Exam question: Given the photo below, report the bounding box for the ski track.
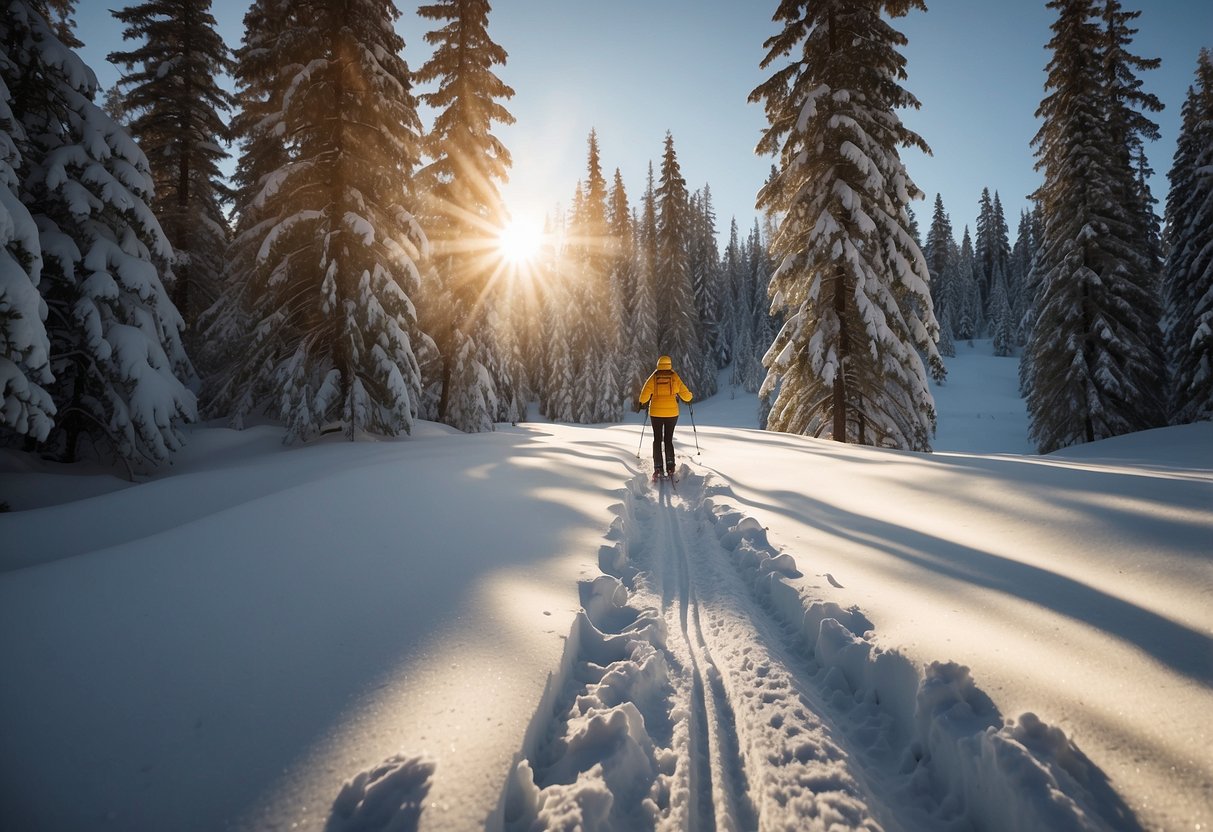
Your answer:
[494,464,1135,832]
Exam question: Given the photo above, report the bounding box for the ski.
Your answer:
[651,471,678,491]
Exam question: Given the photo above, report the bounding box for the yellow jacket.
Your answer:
[639,365,692,417]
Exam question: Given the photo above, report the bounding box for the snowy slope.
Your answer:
[1,341,1210,832]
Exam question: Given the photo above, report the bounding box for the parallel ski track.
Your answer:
[510,465,1118,832]
[653,478,758,832]
[650,472,894,832]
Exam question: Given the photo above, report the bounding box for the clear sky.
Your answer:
[75,0,1212,242]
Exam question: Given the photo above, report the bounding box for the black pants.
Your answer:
[651,415,678,473]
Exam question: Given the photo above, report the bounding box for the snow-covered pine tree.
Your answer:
[628,164,659,392]
[990,263,1015,357]
[974,187,1012,332]
[607,167,634,412]
[108,0,234,354]
[214,0,428,442]
[973,187,995,327]
[542,276,575,422]
[1025,0,1166,453]
[0,66,54,442]
[200,0,293,415]
[1009,209,1036,346]
[688,184,724,370]
[415,0,514,432]
[746,219,775,394]
[721,218,744,381]
[655,132,711,396]
[3,0,196,466]
[37,0,78,47]
[751,0,943,450]
[1099,0,1164,284]
[953,226,980,341]
[1163,48,1213,424]
[568,130,617,422]
[726,219,762,395]
[991,192,1013,327]
[1018,207,1047,396]
[481,300,526,423]
[445,328,495,433]
[924,193,956,357]
[536,208,574,418]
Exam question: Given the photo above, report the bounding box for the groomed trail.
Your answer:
[502,463,1131,832]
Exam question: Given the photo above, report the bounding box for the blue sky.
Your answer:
[76,0,1212,242]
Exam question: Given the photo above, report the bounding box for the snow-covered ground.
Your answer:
[1,341,1210,831]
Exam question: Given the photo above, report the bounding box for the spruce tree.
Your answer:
[0,67,54,442]
[990,263,1015,357]
[689,184,724,371]
[721,217,743,376]
[751,0,942,449]
[3,0,196,465]
[36,0,78,47]
[607,167,636,410]
[415,0,514,431]
[727,219,760,392]
[200,0,293,413]
[1163,49,1213,424]
[1009,209,1036,345]
[1100,0,1164,282]
[974,187,995,325]
[213,0,429,442]
[974,187,1012,331]
[654,132,707,394]
[108,0,234,354]
[630,164,659,385]
[747,219,776,394]
[924,193,956,356]
[1025,0,1166,452]
[953,226,980,340]
[574,130,617,421]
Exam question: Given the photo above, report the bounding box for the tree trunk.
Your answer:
[833,268,848,443]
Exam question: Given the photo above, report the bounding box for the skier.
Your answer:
[638,355,693,479]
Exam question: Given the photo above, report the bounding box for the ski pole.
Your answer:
[636,405,649,459]
[688,403,700,455]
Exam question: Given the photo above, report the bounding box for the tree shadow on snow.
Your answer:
[742,486,1212,687]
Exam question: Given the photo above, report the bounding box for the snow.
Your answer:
[1,341,1210,832]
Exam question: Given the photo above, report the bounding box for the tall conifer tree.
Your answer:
[924,193,956,356]
[1025,0,1166,452]
[0,65,54,442]
[689,184,724,373]
[415,0,514,430]
[2,0,196,465]
[109,0,235,352]
[568,130,616,422]
[212,0,429,442]
[607,167,638,408]
[630,164,660,392]
[752,0,942,450]
[1163,49,1213,424]
[654,132,706,393]
[1100,0,1164,282]
[199,0,291,409]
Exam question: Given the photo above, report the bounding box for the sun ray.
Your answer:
[496,216,543,265]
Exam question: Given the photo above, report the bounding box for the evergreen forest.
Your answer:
[1,0,1209,471]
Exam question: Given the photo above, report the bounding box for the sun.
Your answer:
[496,216,544,265]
